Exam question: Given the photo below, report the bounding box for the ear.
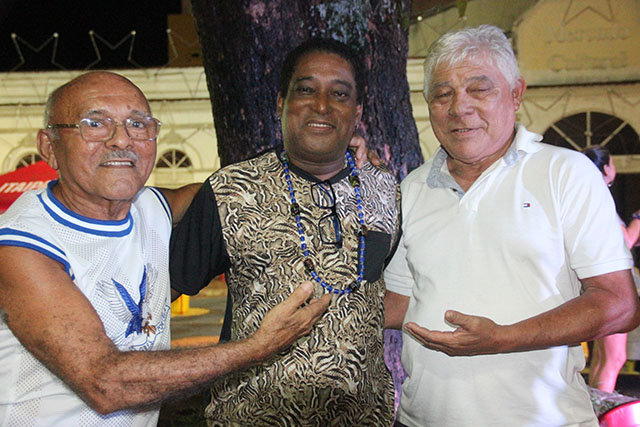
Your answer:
[37,129,59,170]
[276,94,284,119]
[512,78,526,110]
[603,163,614,182]
[355,103,363,123]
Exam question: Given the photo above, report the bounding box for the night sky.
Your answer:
[0,0,181,71]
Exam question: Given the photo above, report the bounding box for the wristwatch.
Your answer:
[633,212,640,221]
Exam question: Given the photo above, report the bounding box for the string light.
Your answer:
[6,27,200,72]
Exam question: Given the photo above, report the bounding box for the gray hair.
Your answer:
[423,25,520,99]
[43,84,66,135]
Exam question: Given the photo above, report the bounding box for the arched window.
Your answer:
[155,149,192,169]
[16,152,42,169]
[542,112,640,155]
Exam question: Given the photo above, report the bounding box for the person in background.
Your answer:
[583,145,640,249]
[384,25,640,426]
[0,71,330,426]
[584,144,640,392]
[170,38,400,425]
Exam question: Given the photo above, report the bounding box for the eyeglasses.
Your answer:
[311,180,342,247]
[47,114,161,143]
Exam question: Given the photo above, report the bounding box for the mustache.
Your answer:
[101,150,138,163]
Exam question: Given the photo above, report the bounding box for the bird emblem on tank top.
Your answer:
[97,264,162,348]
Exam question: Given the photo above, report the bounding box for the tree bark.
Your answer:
[190,0,423,180]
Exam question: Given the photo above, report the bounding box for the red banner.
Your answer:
[0,161,58,213]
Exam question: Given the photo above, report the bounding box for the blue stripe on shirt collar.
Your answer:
[38,180,134,237]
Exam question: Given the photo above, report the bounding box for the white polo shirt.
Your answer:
[385,124,632,426]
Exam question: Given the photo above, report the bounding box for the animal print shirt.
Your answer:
[170,150,400,426]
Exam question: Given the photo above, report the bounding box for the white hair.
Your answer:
[43,87,61,128]
[423,25,521,99]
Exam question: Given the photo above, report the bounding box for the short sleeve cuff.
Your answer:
[384,271,414,297]
[574,258,633,280]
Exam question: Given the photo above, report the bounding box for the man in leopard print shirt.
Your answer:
[170,38,400,425]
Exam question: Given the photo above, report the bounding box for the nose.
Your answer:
[448,92,473,117]
[106,123,133,149]
[312,92,330,114]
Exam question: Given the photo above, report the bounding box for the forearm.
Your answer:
[1,248,327,416]
[625,218,640,248]
[76,337,267,414]
[72,281,328,414]
[499,274,640,353]
[384,290,409,329]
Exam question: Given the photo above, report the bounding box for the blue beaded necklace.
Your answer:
[281,150,366,295]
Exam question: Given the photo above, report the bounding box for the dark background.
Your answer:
[0,0,182,71]
[0,0,459,72]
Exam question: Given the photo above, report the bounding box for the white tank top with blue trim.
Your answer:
[0,181,172,426]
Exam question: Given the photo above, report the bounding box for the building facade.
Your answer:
[0,0,638,214]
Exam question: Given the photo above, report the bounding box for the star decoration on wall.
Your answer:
[3,27,204,72]
[606,89,640,117]
[165,28,201,67]
[411,17,466,57]
[9,32,66,71]
[85,30,141,70]
[520,90,571,128]
[562,0,614,26]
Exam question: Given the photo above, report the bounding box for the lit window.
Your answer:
[543,112,640,155]
[16,153,42,169]
[155,150,192,169]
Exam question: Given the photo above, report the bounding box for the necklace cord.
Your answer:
[281,150,366,295]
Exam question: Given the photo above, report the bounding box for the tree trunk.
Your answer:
[190,0,423,180]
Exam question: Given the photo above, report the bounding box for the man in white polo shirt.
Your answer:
[384,25,640,426]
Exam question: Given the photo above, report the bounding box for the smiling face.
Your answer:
[277,50,362,176]
[427,56,525,167]
[37,72,157,218]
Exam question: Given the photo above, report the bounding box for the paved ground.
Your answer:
[618,373,640,398]
[169,279,227,345]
